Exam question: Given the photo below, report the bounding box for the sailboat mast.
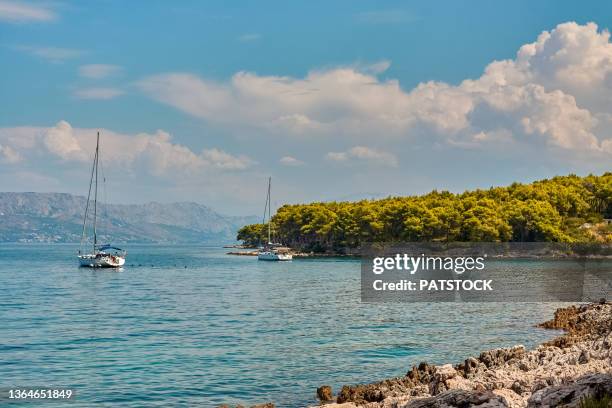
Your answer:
[267,177,271,244]
[93,132,99,251]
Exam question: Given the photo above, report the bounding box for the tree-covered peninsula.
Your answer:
[237,173,611,252]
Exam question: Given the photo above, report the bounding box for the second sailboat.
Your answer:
[258,177,292,261]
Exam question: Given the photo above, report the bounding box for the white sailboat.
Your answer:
[77,132,126,268]
[258,177,292,261]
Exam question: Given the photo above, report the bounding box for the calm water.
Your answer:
[0,244,566,407]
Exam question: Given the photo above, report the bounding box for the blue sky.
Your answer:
[0,1,611,214]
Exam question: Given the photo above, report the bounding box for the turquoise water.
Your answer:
[0,244,564,407]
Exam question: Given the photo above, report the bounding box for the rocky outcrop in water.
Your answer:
[314,302,612,408]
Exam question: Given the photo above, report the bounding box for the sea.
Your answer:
[0,244,569,407]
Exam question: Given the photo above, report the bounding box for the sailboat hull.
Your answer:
[78,254,125,268]
[257,251,293,261]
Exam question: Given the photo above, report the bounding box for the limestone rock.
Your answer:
[527,373,612,408]
[403,389,509,408]
[317,385,333,402]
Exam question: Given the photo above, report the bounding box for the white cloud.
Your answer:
[0,143,21,163]
[15,45,83,62]
[202,148,254,170]
[279,156,304,166]
[137,69,410,135]
[364,60,391,74]
[73,87,124,100]
[0,121,255,177]
[326,152,347,161]
[0,1,56,23]
[79,64,122,79]
[326,146,398,167]
[137,22,612,160]
[43,120,86,161]
[238,33,261,42]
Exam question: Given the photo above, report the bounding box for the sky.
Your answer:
[0,0,611,215]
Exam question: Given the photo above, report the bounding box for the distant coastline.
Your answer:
[0,192,257,244]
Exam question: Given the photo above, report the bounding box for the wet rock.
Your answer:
[539,305,580,331]
[478,345,526,368]
[250,404,274,408]
[336,386,352,404]
[406,362,437,386]
[336,384,384,404]
[407,365,421,382]
[317,385,333,402]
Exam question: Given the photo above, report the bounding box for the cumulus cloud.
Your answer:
[326,146,398,167]
[0,121,255,176]
[0,1,56,23]
[73,87,124,100]
[201,148,254,170]
[279,156,304,166]
[138,22,612,159]
[0,143,21,163]
[43,120,86,161]
[137,69,410,135]
[78,64,122,79]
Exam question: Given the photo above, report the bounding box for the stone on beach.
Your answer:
[317,385,333,401]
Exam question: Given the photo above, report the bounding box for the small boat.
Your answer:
[257,249,293,261]
[258,177,292,261]
[77,132,127,268]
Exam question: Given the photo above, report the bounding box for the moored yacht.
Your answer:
[257,177,293,261]
[257,248,293,261]
[77,132,127,268]
[79,245,126,268]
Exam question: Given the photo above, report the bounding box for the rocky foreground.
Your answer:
[312,301,612,408]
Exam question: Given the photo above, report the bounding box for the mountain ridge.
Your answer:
[0,192,257,243]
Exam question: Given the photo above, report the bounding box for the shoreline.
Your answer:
[226,248,611,260]
[312,301,612,408]
[220,302,611,408]
[226,250,359,258]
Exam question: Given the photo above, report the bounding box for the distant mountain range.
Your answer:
[0,192,258,243]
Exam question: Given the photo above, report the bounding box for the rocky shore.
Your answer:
[312,301,612,408]
[226,249,358,258]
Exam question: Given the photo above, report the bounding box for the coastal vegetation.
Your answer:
[237,173,612,252]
